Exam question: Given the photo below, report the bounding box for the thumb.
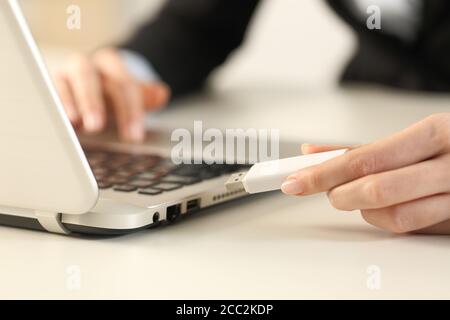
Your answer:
[141,82,170,110]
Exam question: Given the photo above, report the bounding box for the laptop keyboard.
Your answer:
[84,148,249,196]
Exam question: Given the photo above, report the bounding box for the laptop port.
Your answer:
[153,212,160,223]
[186,199,201,212]
[166,204,181,222]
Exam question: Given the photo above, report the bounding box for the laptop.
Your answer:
[0,0,295,235]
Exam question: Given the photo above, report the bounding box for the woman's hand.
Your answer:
[281,113,450,235]
[54,48,170,142]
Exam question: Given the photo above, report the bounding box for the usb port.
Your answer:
[166,204,181,222]
[186,199,201,212]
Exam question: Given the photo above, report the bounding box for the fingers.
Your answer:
[283,115,450,196]
[327,153,450,211]
[102,76,145,142]
[301,143,354,155]
[92,49,146,142]
[142,83,170,110]
[65,54,106,132]
[53,73,80,125]
[55,48,171,142]
[361,193,450,234]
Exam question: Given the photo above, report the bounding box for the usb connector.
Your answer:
[225,172,248,192]
[225,149,347,194]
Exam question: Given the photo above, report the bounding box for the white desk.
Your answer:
[1,76,450,299]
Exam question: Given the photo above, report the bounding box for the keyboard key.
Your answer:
[128,179,153,188]
[130,154,163,163]
[151,182,183,191]
[114,185,138,192]
[114,170,136,179]
[131,163,156,172]
[93,169,109,180]
[98,182,112,189]
[88,158,106,168]
[172,165,204,177]
[106,176,130,185]
[132,157,160,168]
[93,167,108,175]
[138,188,162,196]
[86,152,108,164]
[136,172,160,180]
[161,175,201,185]
[154,160,179,173]
[105,159,132,169]
[85,151,106,158]
[199,168,222,179]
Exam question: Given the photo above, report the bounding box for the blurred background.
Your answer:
[20,0,450,145]
[21,0,164,49]
[20,0,354,89]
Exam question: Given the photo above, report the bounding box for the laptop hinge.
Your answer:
[35,211,70,235]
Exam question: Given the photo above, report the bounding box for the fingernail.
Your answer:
[301,144,311,154]
[155,86,168,105]
[84,114,101,132]
[129,121,144,142]
[281,179,304,195]
[66,108,77,123]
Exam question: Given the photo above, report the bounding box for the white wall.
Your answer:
[215,1,355,88]
[20,0,165,49]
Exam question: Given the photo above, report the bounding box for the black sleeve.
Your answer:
[122,0,261,97]
[326,0,450,92]
[420,0,450,88]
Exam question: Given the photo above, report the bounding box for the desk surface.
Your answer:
[1,190,450,300]
[1,83,450,299]
[2,46,450,299]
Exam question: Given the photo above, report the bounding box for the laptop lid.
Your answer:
[0,0,98,215]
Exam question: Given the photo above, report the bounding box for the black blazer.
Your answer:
[123,0,450,97]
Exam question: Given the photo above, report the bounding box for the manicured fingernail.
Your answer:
[129,121,144,142]
[281,179,304,195]
[84,114,101,132]
[301,144,310,154]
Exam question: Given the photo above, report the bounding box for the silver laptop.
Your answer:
[0,0,296,236]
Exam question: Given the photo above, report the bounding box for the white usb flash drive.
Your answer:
[225,149,347,194]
